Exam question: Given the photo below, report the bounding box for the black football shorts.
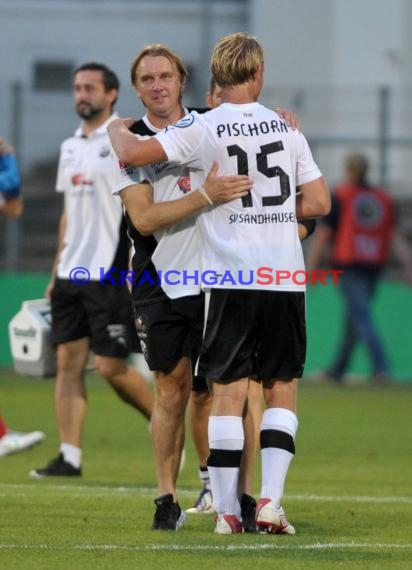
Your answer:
[51,278,133,358]
[198,289,306,382]
[133,293,205,373]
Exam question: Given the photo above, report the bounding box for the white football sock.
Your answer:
[208,416,243,516]
[60,443,82,469]
[260,408,298,508]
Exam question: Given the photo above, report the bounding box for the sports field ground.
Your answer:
[0,369,411,569]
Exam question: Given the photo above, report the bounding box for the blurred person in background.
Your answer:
[29,62,153,478]
[307,152,412,385]
[0,137,45,457]
[0,136,23,218]
[0,414,44,457]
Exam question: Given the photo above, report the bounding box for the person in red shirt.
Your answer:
[308,153,412,384]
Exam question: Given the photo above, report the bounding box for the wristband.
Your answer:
[300,218,317,238]
[198,186,213,206]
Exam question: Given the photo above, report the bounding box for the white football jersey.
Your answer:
[156,103,322,291]
[56,114,125,281]
[112,113,201,299]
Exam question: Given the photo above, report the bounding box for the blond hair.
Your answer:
[130,44,188,86]
[211,32,264,88]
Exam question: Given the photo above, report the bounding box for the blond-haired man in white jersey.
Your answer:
[108,33,330,535]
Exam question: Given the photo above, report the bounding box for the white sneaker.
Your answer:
[256,498,296,535]
[186,487,214,514]
[215,513,243,534]
[0,430,45,458]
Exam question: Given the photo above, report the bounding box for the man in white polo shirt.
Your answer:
[30,62,153,478]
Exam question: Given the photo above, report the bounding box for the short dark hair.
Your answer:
[74,62,120,93]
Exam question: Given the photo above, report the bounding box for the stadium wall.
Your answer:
[1,0,412,188]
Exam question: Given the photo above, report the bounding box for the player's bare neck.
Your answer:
[220,84,258,105]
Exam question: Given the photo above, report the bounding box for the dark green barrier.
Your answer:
[1,273,411,382]
[306,280,412,382]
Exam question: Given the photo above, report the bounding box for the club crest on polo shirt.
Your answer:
[99,145,111,158]
[177,175,191,194]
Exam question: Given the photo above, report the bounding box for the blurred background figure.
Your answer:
[29,63,153,479]
[0,137,23,219]
[0,414,44,457]
[1,137,45,457]
[307,152,412,385]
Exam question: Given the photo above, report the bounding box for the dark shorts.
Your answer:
[133,294,204,373]
[192,375,209,392]
[198,289,306,382]
[51,278,133,359]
